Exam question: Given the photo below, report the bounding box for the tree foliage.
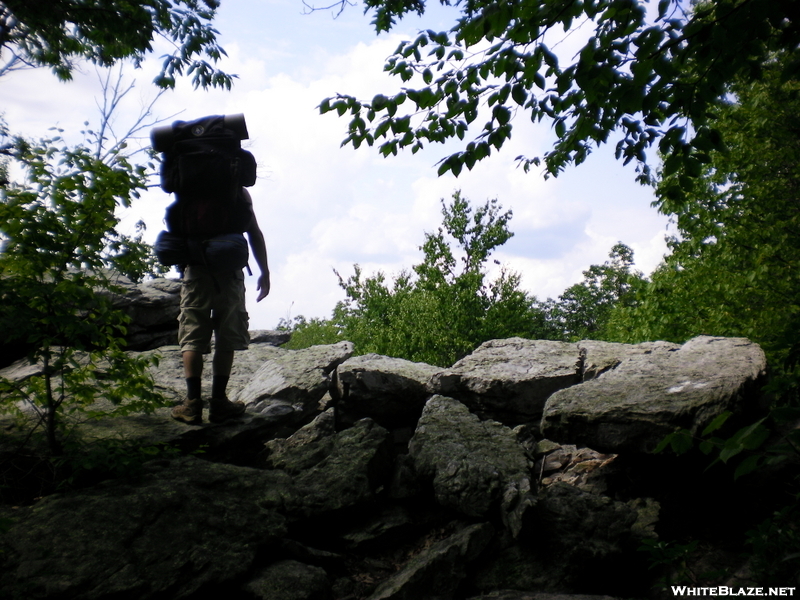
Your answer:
[0,124,167,455]
[286,192,551,366]
[606,59,800,362]
[545,242,645,341]
[0,0,232,88]
[321,0,798,189]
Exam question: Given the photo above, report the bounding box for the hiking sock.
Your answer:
[186,376,202,400]
[212,375,230,399]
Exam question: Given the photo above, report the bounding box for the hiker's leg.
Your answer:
[208,348,245,422]
[183,350,204,379]
[212,349,234,377]
[173,266,214,424]
[173,350,204,425]
[211,350,234,399]
[178,266,214,399]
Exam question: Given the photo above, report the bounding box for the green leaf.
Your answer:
[702,411,732,436]
[555,119,566,138]
[733,454,761,480]
[669,429,693,454]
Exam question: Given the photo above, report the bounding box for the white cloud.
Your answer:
[2,13,671,331]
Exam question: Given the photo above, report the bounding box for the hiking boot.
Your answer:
[171,397,203,425]
[208,397,246,423]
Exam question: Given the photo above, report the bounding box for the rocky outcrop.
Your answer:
[429,338,581,426]
[1,457,289,599]
[104,274,182,350]
[369,522,495,600]
[334,354,440,428]
[236,341,354,421]
[0,334,771,599]
[409,395,535,537]
[540,336,767,452]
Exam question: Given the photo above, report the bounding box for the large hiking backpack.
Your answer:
[151,114,256,269]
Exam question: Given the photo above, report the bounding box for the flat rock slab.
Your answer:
[136,343,287,404]
[540,336,767,453]
[578,340,680,380]
[0,456,287,600]
[429,338,581,426]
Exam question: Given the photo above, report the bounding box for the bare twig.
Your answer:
[301,0,355,18]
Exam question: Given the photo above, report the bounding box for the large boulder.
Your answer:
[104,274,182,351]
[428,338,581,426]
[531,482,646,591]
[263,416,394,519]
[409,395,536,536]
[334,354,441,428]
[540,336,767,453]
[235,342,354,419]
[0,456,287,600]
[578,339,680,380]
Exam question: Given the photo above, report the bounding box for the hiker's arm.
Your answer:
[246,215,270,302]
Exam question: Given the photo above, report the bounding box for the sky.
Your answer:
[1,0,673,330]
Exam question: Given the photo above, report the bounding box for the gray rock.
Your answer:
[73,407,305,465]
[532,482,642,588]
[263,409,338,473]
[105,274,182,351]
[0,456,287,600]
[139,343,288,403]
[409,395,536,536]
[236,342,354,419]
[250,329,293,346]
[335,353,441,428]
[270,418,394,519]
[243,560,331,600]
[368,522,495,600]
[428,338,581,426]
[578,339,680,380]
[540,336,767,452]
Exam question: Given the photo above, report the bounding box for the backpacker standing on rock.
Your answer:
[151,114,270,425]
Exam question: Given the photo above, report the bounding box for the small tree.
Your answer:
[546,243,646,341]
[0,124,165,455]
[332,191,550,366]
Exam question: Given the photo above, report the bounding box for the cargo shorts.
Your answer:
[178,265,250,354]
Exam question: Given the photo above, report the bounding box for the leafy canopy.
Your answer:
[0,0,232,88]
[321,0,799,190]
[606,59,800,358]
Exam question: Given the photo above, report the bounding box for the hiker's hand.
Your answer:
[256,273,270,302]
